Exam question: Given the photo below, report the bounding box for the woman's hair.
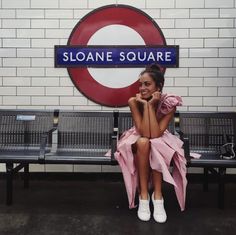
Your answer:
[140,64,165,92]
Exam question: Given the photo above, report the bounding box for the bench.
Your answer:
[0,109,177,205]
[1,109,235,209]
[0,109,118,205]
[176,112,236,209]
[0,109,59,204]
[40,111,118,165]
[118,111,236,209]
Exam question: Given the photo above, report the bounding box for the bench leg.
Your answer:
[203,167,209,192]
[6,163,13,205]
[218,167,226,210]
[24,164,29,189]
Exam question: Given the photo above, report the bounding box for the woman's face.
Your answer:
[139,72,158,100]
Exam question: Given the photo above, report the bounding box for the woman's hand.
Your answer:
[136,93,148,104]
[148,91,161,107]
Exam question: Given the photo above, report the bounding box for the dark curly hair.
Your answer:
[140,64,165,92]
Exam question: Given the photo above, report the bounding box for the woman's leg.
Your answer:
[135,137,150,200]
[152,170,167,223]
[152,170,162,199]
[135,137,151,221]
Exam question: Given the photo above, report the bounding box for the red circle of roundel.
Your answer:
[67,4,166,107]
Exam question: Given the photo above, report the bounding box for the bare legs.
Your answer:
[135,137,162,200]
[152,171,162,200]
[136,137,166,222]
[136,137,150,200]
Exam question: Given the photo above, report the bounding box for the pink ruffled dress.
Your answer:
[114,93,187,211]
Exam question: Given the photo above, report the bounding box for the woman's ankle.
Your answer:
[140,192,149,200]
[153,192,162,200]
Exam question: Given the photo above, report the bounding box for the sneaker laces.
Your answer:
[154,200,165,214]
[139,199,150,213]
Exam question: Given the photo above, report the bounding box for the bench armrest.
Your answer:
[182,136,190,160]
[175,129,190,160]
[174,112,190,161]
[110,135,118,164]
[39,132,50,163]
[39,127,57,163]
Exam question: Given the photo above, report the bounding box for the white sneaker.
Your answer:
[152,193,167,223]
[137,195,151,221]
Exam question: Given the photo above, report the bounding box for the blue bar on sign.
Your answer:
[54,46,179,68]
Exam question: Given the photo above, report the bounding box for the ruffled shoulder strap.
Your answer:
[158,93,183,115]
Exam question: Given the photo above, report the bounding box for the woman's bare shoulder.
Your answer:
[128,96,137,105]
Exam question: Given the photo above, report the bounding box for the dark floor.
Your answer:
[0,174,236,235]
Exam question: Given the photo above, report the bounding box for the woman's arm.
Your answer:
[148,91,176,138]
[128,96,150,138]
[149,105,175,138]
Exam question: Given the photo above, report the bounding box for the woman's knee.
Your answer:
[136,137,150,151]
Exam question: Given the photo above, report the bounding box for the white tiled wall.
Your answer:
[0,0,236,172]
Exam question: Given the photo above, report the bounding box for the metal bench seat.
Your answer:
[44,153,112,164]
[0,109,56,205]
[0,150,50,163]
[39,111,117,165]
[189,152,236,167]
[178,111,236,208]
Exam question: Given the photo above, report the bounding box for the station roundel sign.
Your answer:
[67,4,166,107]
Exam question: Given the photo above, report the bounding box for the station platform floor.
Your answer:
[0,173,236,235]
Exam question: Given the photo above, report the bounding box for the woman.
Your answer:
[115,64,187,223]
